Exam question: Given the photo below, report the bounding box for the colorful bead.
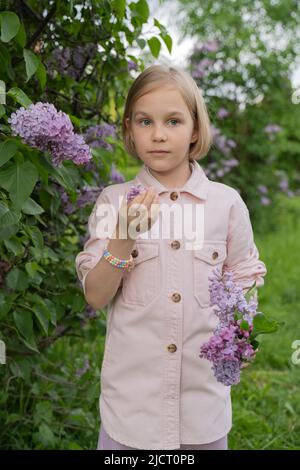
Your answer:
[102,248,134,271]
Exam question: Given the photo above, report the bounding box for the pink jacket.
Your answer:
[75,159,267,449]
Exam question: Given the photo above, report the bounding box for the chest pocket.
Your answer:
[122,240,160,306]
[193,243,227,308]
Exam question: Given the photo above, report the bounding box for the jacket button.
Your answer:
[172,293,181,302]
[212,251,219,260]
[170,191,178,201]
[131,249,139,258]
[167,344,177,353]
[171,240,180,249]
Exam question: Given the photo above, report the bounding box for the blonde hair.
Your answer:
[122,64,213,162]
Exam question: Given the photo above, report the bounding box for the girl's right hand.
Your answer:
[117,187,160,240]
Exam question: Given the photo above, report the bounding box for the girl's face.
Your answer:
[125,84,198,185]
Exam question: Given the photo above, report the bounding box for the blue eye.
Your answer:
[140,119,151,126]
[139,118,180,126]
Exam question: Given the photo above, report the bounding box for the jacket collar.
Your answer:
[133,159,209,200]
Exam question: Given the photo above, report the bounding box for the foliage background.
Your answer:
[0,0,300,449]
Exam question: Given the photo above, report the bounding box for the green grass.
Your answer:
[229,198,300,449]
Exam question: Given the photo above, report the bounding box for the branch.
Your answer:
[26,3,57,49]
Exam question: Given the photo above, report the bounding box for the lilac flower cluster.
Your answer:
[110,163,125,184]
[211,125,237,157]
[128,60,138,71]
[194,40,219,54]
[199,270,258,386]
[49,178,103,215]
[126,183,147,203]
[47,44,96,81]
[84,123,117,151]
[192,58,214,79]
[8,102,92,166]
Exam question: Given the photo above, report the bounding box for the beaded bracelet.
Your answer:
[102,247,135,272]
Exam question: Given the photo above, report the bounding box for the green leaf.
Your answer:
[4,236,24,256]
[0,160,38,211]
[0,291,16,319]
[153,18,167,35]
[23,49,39,82]
[7,267,29,291]
[134,0,150,22]
[0,223,19,240]
[0,139,18,167]
[21,197,44,215]
[0,43,14,80]
[240,320,250,330]
[147,37,161,58]
[244,281,257,302]
[23,303,48,335]
[51,164,75,191]
[7,87,32,107]
[36,423,56,447]
[112,0,126,18]
[14,22,26,48]
[0,103,5,117]
[36,61,47,89]
[252,313,281,337]
[0,202,20,229]
[24,225,44,250]
[13,309,36,348]
[0,12,20,43]
[161,34,172,54]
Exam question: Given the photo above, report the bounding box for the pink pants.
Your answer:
[97,422,228,450]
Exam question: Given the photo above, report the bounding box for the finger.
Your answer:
[140,187,157,208]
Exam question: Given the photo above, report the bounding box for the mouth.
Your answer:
[149,151,170,155]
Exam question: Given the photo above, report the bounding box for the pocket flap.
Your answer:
[193,243,227,265]
[131,241,159,265]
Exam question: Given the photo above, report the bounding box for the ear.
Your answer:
[125,117,133,139]
[191,130,198,143]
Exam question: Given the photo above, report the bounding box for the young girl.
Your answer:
[75,64,267,450]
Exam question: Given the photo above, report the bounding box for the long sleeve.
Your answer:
[75,187,117,296]
[223,192,267,299]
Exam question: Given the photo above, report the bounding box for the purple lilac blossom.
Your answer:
[263,124,282,134]
[128,60,138,71]
[195,40,219,53]
[8,102,92,166]
[126,183,147,203]
[76,185,104,209]
[84,123,117,151]
[192,58,213,79]
[47,44,95,80]
[217,108,229,119]
[260,196,271,206]
[110,163,125,183]
[258,185,268,194]
[84,305,97,319]
[199,270,257,386]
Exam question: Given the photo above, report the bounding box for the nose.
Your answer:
[152,124,167,141]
